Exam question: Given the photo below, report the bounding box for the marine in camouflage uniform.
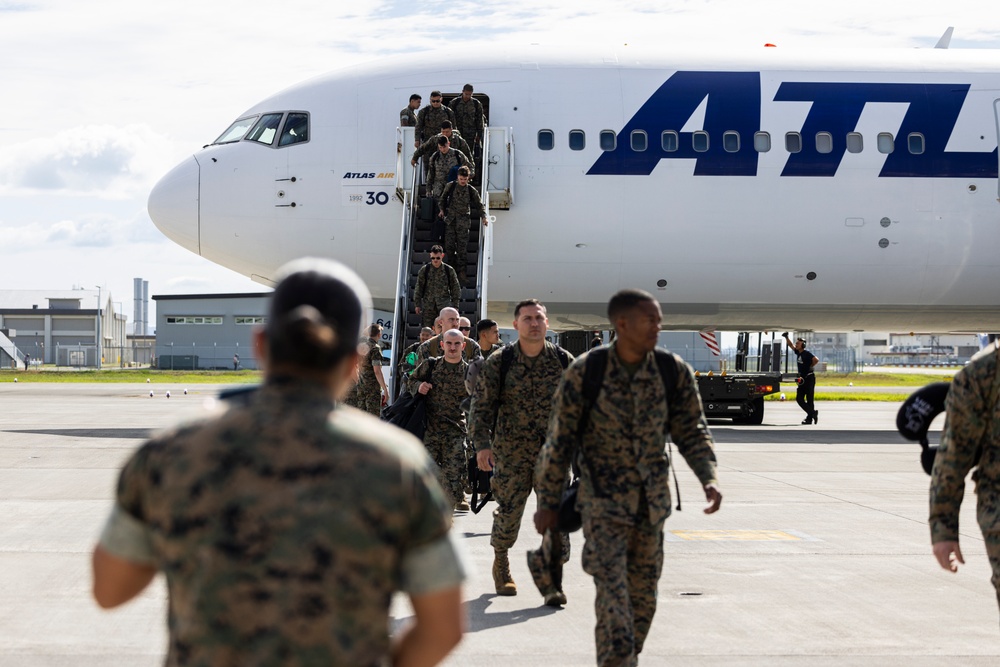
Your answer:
[400,107,417,127]
[536,337,719,666]
[415,332,482,368]
[449,85,485,146]
[470,337,573,597]
[408,341,470,508]
[96,380,464,666]
[427,143,471,199]
[413,126,473,164]
[413,250,461,329]
[439,167,486,286]
[930,341,1000,615]
[414,92,455,145]
[346,336,385,416]
[397,328,434,382]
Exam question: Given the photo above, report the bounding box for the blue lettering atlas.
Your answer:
[587,71,999,179]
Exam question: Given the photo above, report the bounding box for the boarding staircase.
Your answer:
[0,330,26,369]
[388,126,512,396]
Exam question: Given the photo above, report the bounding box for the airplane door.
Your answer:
[484,127,513,209]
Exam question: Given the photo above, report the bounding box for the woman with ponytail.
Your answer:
[92,258,465,666]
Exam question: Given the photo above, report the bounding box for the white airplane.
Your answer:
[148,41,1000,334]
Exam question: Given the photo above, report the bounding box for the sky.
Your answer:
[1,1,999,329]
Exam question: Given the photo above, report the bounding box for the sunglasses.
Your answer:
[430,256,443,261]
[459,326,471,331]
[431,99,442,104]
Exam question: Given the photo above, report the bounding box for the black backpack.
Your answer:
[382,358,436,439]
[557,346,682,532]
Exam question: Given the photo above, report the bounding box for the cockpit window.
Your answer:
[246,113,284,145]
[213,116,257,144]
[279,113,309,146]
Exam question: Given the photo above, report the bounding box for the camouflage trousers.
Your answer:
[354,385,382,417]
[419,300,451,329]
[424,431,467,506]
[444,217,471,284]
[985,527,1000,620]
[347,385,381,417]
[581,507,664,667]
[491,454,570,559]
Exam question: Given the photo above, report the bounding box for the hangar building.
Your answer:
[0,289,127,368]
[153,293,270,370]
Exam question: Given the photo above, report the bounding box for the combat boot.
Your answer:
[492,550,517,596]
[543,589,567,607]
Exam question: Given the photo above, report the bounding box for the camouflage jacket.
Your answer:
[535,342,718,525]
[357,337,384,391]
[413,262,461,306]
[415,104,456,143]
[400,105,417,127]
[930,342,1000,542]
[427,149,471,199]
[413,131,473,163]
[469,341,573,457]
[415,333,482,368]
[440,181,485,222]
[408,357,469,434]
[448,96,484,142]
[481,342,504,359]
[109,380,456,666]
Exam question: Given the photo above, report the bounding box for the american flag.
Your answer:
[699,328,721,356]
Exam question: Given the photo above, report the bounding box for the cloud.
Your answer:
[0,205,165,250]
[0,124,175,198]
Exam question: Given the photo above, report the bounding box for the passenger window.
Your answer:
[214,116,257,144]
[692,131,709,152]
[846,132,863,153]
[569,130,586,151]
[246,113,284,146]
[599,130,616,151]
[723,131,740,153]
[630,130,647,152]
[278,113,309,147]
[907,133,925,155]
[538,130,555,151]
[815,132,833,154]
[661,131,679,152]
[785,132,802,153]
[754,131,771,152]
[877,132,895,154]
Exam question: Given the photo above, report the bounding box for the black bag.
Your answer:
[467,456,493,513]
[419,196,436,222]
[556,478,581,533]
[382,391,428,440]
[896,382,949,474]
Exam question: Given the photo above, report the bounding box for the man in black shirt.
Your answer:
[783,333,819,424]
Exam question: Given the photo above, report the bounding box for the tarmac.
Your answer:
[1,382,997,666]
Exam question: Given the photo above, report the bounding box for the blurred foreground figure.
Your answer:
[92,257,465,666]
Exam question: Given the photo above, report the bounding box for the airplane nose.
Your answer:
[148,156,200,254]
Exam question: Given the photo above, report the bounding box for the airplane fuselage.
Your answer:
[148,45,1000,331]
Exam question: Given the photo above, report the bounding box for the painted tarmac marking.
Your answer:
[669,529,806,541]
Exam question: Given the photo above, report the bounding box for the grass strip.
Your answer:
[0,369,261,384]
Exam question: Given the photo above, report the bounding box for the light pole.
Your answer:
[95,286,102,370]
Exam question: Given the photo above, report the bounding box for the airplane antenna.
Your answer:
[934,27,954,49]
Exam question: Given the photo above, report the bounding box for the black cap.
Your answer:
[266,258,372,359]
